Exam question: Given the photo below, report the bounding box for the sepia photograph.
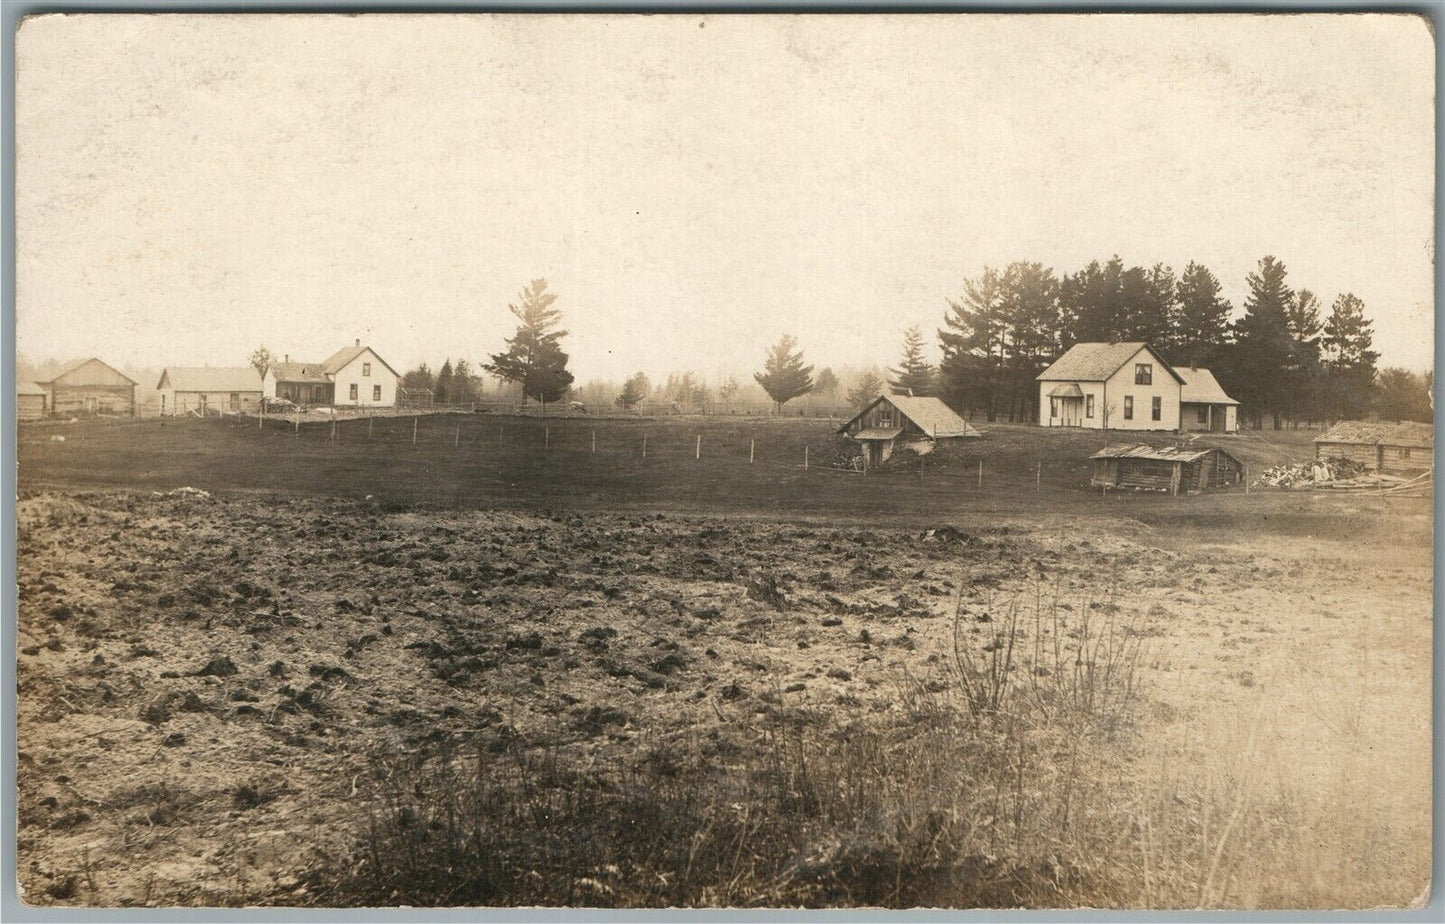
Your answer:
[10,11,1436,911]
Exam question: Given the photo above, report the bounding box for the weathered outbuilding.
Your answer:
[37,358,136,417]
[17,381,46,421]
[1090,444,1244,495]
[156,367,263,416]
[1315,421,1433,475]
[838,394,980,470]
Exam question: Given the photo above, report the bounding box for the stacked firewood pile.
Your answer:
[1253,458,1364,488]
[1252,457,1432,494]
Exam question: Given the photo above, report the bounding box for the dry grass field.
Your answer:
[15,415,1432,908]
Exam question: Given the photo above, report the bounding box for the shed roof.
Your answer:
[1091,443,1241,465]
[267,361,332,384]
[1177,367,1238,405]
[1047,383,1084,398]
[838,394,980,439]
[38,357,138,386]
[157,366,263,393]
[1037,341,1184,384]
[18,381,45,396]
[1315,420,1433,449]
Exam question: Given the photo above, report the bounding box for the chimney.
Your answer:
[284,354,289,364]
[355,338,361,348]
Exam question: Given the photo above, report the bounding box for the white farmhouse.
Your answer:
[1037,342,1186,431]
[262,340,399,408]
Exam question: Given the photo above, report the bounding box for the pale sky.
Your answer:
[16,13,1436,382]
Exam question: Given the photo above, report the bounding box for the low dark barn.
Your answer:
[1090,444,1244,495]
[37,358,137,417]
[1315,421,1433,475]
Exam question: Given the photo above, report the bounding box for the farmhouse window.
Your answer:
[1123,396,1134,420]
[363,363,371,376]
[1135,363,1152,385]
[1050,398,1058,418]
[1402,447,1412,460]
[1152,396,1162,421]
[1086,395,1094,418]
[1197,405,1208,423]
[373,385,382,401]
[349,383,358,400]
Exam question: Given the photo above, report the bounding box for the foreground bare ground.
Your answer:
[15,483,1430,908]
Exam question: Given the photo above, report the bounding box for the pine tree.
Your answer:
[998,261,1061,421]
[1173,261,1232,367]
[1283,289,1325,424]
[1059,256,1125,344]
[753,335,814,413]
[1322,293,1379,420]
[615,372,649,411]
[1223,256,1295,428]
[483,279,575,407]
[435,359,454,405]
[939,266,1008,419]
[846,371,885,408]
[813,367,840,398]
[888,326,937,396]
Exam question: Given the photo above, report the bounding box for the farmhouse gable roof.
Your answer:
[1037,342,1184,385]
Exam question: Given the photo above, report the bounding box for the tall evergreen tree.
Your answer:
[1058,256,1125,344]
[814,367,840,398]
[753,335,815,414]
[1283,289,1325,423]
[939,266,1008,419]
[1321,293,1379,420]
[401,362,435,392]
[888,325,937,396]
[1173,261,1232,367]
[846,371,885,408]
[615,372,649,411]
[484,279,576,406]
[1222,256,1296,428]
[998,261,1061,421]
[435,359,455,405]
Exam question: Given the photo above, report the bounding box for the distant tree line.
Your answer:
[933,255,1395,428]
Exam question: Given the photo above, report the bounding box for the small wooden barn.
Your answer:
[1090,444,1244,495]
[37,358,137,417]
[155,366,263,416]
[17,381,46,421]
[838,394,980,471]
[1315,421,1433,475]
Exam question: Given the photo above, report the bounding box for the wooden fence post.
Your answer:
[369,415,374,440]
[592,430,596,453]
[455,424,460,448]
[750,439,755,464]
[1036,461,1041,491]
[804,445,809,471]
[412,418,417,446]
[545,426,550,451]
[977,459,982,488]
[642,434,647,459]
[696,434,701,460]
[331,419,337,444]
[294,417,299,437]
